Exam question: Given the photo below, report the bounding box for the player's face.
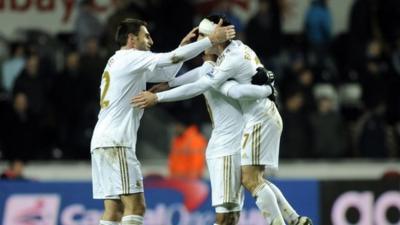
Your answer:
[198,32,217,55]
[135,26,153,51]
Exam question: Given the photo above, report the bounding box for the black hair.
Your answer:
[115,18,147,47]
[205,14,232,27]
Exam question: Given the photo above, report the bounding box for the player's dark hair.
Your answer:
[206,14,232,27]
[115,18,147,47]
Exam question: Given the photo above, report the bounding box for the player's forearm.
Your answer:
[157,76,211,102]
[147,63,183,82]
[169,61,214,87]
[220,81,272,100]
[168,67,202,87]
[230,84,272,100]
[157,38,212,67]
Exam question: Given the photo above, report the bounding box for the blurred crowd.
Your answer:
[0,0,399,161]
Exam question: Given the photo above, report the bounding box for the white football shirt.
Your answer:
[90,38,213,151]
[207,40,274,124]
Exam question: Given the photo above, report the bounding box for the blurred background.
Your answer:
[0,0,399,225]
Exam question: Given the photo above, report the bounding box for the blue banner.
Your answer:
[0,179,319,225]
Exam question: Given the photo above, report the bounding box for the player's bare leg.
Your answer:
[215,212,240,225]
[101,199,123,225]
[241,165,286,225]
[120,193,146,225]
[215,209,240,225]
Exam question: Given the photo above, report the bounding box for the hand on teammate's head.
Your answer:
[208,22,235,45]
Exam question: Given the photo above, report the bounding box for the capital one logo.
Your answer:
[3,194,60,225]
[331,191,400,225]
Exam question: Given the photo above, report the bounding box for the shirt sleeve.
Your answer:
[219,80,272,100]
[127,38,212,74]
[168,67,201,87]
[145,63,183,83]
[168,61,215,87]
[156,75,213,102]
[205,54,242,88]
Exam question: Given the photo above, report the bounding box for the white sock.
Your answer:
[121,215,143,225]
[266,180,299,224]
[253,183,286,225]
[100,220,119,225]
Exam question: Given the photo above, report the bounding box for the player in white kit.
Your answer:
[90,18,236,225]
[150,53,273,224]
[132,15,312,225]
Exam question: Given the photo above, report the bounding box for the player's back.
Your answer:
[218,40,275,124]
[90,49,148,151]
[203,87,244,159]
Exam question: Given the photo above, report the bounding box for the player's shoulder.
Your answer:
[116,49,153,60]
[220,41,246,65]
[226,40,244,56]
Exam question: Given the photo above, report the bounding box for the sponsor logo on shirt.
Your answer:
[206,68,215,78]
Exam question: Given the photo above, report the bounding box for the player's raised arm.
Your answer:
[115,18,235,79]
[154,20,235,67]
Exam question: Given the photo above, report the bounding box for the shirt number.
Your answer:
[100,71,110,109]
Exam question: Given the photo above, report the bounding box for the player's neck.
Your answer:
[216,45,227,55]
[120,41,135,50]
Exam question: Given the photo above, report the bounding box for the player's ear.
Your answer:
[128,33,135,40]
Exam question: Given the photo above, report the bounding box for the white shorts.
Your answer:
[207,153,244,213]
[241,106,283,168]
[91,147,144,199]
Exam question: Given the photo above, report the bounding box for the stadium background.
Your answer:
[0,0,399,224]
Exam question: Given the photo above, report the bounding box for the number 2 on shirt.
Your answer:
[100,71,110,109]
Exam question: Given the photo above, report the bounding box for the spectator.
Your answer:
[298,68,316,112]
[52,51,85,158]
[13,54,48,117]
[360,39,389,110]
[304,0,332,67]
[246,0,282,65]
[79,38,105,106]
[280,89,312,158]
[168,123,207,179]
[1,42,25,95]
[310,93,347,158]
[0,159,27,180]
[79,38,107,151]
[355,103,389,158]
[347,0,377,70]
[1,92,40,160]
[74,0,103,53]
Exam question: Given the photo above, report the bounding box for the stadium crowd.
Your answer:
[0,0,399,160]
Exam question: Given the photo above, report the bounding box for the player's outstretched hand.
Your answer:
[132,91,158,108]
[208,19,235,45]
[148,82,170,93]
[180,27,199,46]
